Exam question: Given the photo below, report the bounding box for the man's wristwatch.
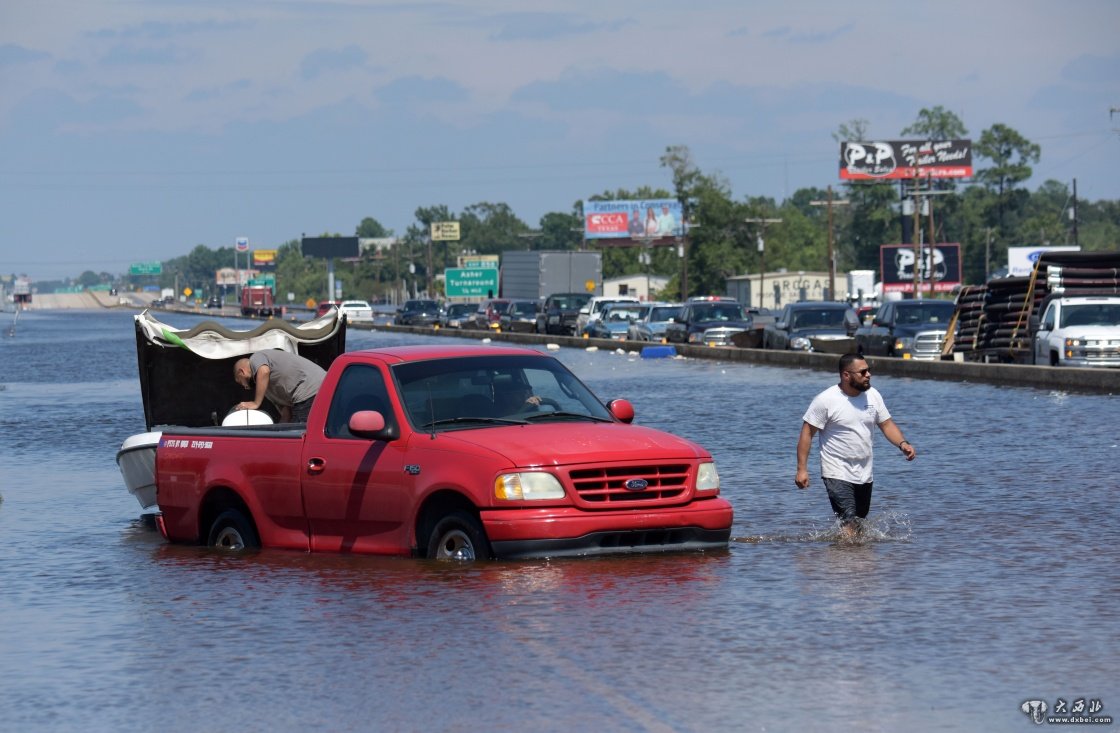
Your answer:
[899,440,911,449]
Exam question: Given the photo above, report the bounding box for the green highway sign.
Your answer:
[445,267,499,298]
[130,261,162,275]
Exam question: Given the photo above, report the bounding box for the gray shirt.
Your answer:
[249,350,326,408]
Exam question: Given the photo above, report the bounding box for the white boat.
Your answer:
[116,309,347,512]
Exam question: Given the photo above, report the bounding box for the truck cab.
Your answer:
[1032,296,1120,367]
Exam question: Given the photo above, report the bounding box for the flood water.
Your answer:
[1,309,1117,732]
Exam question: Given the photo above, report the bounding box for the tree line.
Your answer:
[77,108,1118,304]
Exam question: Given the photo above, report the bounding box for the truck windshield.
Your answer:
[895,302,955,325]
[1060,303,1120,328]
[393,354,614,430]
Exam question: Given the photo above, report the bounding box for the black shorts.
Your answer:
[823,478,873,521]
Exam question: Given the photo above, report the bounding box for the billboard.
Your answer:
[583,199,684,240]
[840,140,972,181]
[879,244,962,293]
[302,236,359,259]
[1007,246,1080,277]
[252,249,277,270]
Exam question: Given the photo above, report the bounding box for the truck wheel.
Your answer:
[1049,351,1060,367]
[426,511,491,561]
[207,508,260,551]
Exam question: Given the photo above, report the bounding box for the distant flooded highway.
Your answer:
[1,309,1116,732]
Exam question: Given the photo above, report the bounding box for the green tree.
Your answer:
[355,217,391,238]
[900,106,968,140]
[975,123,1041,242]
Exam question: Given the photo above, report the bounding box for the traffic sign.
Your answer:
[130,261,162,275]
[445,268,499,298]
[431,221,461,241]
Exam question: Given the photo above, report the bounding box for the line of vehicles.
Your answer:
[395,293,947,359]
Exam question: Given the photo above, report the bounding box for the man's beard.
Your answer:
[852,379,870,392]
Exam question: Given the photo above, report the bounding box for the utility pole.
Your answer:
[1071,178,1079,247]
[809,186,850,301]
[744,217,782,309]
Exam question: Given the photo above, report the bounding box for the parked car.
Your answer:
[576,296,642,335]
[663,299,753,346]
[206,296,222,308]
[338,300,375,323]
[316,300,340,317]
[586,303,650,341]
[395,299,443,327]
[442,302,477,329]
[627,303,683,342]
[536,292,593,336]
[855,299,955,360]
[498,300,540,333]
[763,302,859,351]
[469,298,510,330]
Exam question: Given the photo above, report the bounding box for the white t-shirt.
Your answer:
[802,384,891,483]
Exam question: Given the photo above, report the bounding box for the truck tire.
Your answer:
[426,511,491,561]
[207,508,260,551]
[1050,351,1060,367]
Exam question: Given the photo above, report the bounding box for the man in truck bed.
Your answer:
[234,350,326,422]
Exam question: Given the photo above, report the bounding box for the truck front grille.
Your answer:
[568,464,690,504]
[913,330,947,359]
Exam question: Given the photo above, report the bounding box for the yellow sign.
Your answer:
[305,298,317,309]
[183,287,193,297]
[252,249,277,265]
[431,221,461,241]
[585,280,596,292]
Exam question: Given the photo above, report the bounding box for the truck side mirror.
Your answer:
[349,410,396,441]
[606,399,635,424]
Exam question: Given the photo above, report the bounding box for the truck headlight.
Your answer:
[495,472,566,501]
[791,336,811,350]
[894,337,914,352]
[696,462,720,493]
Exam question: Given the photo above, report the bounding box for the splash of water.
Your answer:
[734,511,912,545]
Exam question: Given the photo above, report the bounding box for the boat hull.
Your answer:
[117,432,161,511]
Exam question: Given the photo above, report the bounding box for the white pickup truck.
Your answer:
[1032,295,1120,367]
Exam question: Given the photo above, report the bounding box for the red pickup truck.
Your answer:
[154,344,732,560]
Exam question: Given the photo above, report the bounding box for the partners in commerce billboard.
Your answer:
[583,199,684,240]
[879,244,962,294]
[840,140,972,181]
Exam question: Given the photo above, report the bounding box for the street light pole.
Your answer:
[744,217,782,309]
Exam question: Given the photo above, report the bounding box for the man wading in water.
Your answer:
[795,353,917,539]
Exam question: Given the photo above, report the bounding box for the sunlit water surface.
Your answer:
[1,310,1116,732]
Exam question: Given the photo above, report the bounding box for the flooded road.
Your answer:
[1,309,1117,732]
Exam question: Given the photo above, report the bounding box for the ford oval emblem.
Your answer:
[625,478,649,491]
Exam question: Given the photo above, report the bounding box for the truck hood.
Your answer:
[892,323,949,337]
[436,421,708,468]
[690,319,752,332]
[1058,325,1120,337]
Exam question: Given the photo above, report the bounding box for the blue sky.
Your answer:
[2,0,1118,280]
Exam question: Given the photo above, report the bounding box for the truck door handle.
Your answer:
[307,457,326,475]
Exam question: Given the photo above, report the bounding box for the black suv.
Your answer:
[394,299,443,326]
[535,292,592,336]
